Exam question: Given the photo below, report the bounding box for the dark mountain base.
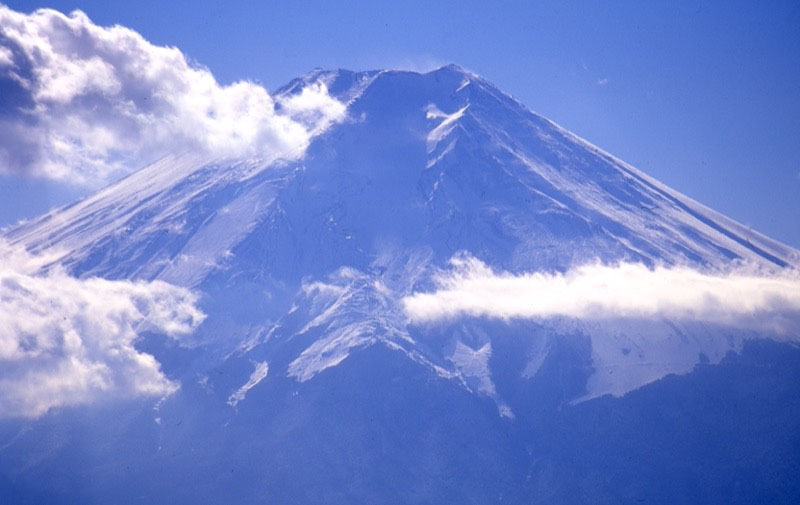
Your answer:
[1,339,799,504]
[525,338,800,504]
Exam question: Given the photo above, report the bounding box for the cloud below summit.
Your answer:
[0,6,345,185]
[403,254,800,335]
[0,240,205,419]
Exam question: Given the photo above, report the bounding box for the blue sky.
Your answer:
[2,0,799,247]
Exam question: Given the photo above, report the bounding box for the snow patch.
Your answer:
[426,104,468,153]
[288,324,376,382]
[448,340,496,396]
[521,337,551,379]
[228,361,269,407]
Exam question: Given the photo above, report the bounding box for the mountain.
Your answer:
[2,65,799,504]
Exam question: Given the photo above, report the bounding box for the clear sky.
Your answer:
[2,0,799,247]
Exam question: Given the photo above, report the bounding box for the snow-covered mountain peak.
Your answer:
[4,66,799,409]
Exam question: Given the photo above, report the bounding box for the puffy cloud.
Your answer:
[0,6,345,185]
[0,240,205,418]
[403,254,800,334]
[277,81,346,134]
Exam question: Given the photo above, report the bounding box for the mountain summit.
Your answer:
[11,65,797,275]
[3,66,800,504]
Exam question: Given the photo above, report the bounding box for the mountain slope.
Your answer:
[7,64,797,397]
[2,65,799,504]
[9,65,797,274]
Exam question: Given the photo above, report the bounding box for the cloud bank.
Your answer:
[404,254,800,333]
[0,6,345,185]
[0,241,205,418]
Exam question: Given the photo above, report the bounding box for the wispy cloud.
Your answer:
[377,55,450,74]
[403,254,800,334]
[0,6,345,185]
[0,240,205,418]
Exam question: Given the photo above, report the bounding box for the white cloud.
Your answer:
[0,240,205,418]
[277,81,346,134]
[0,6,345,185]
[377,56,449,74]
[403,254,800,334]
[0,45,13,66]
